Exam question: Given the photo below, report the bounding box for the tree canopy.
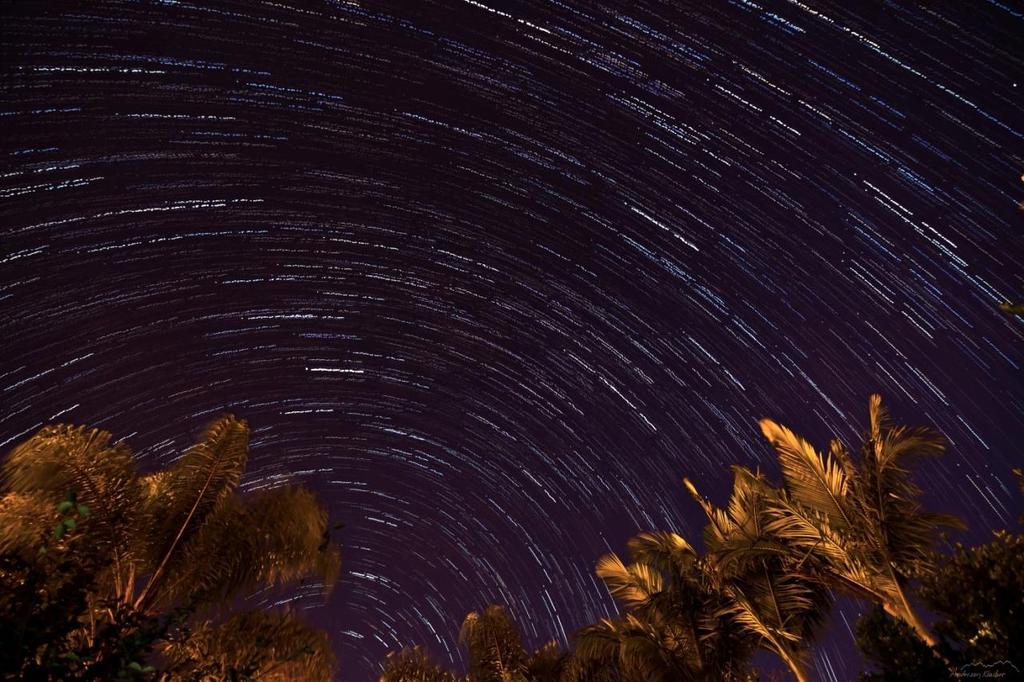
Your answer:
[379,395,1021,682]
[0,416,341,680]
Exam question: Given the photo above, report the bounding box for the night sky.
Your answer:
[2,1,1023,679]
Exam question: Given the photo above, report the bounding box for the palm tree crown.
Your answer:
[0,415,341,679]
[756,394,964,645]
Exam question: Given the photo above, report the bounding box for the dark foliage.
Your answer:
[0,418,340,681]
[855,606,950,681]
[857,480,1024,680]
[927,532,1024,671]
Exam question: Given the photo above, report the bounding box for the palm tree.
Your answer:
[380,646,465,682]
[459,604,532,681]
[568,614,695,682]
[382,605,566,682]
[160,610,335,680]
[756,394,963,646]
[579,532,756,681]
[0,416,341,679]
[685,467,830,682]
[460,605,568,682]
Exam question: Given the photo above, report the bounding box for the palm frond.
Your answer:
[828,439,858,487]
[0,493,56,556]
[596,554,664,611]
[626,531,696,577]
[759,418,855,529]
[707,468,797,575]
[878,425,945,470]
[2,425,140,604]
[160,609,334,682]
[156,485,341,610]
[569,619,629,680]
[762,496,854,570]
[134,415,249,610]
[867,394,890,443]
[2,425,138,553]
[858,404,963,578]
[571,616,689,682]
[719,582,798,644]
[683,477,734,548]
[725,467,766,536]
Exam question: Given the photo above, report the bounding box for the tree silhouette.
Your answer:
[755,395,963,645]
[381,605,566,682]
[380,646,464,682]
[582,531,756,681]
[857,468,1024,679]
[685,467,830,682]
[379,395,1014,682]
[0,416,340,679]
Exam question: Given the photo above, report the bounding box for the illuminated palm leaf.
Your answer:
[593,521,756,679]
[155,485,341,611]
[706,467,794,573]
[717,578,813,682]
[0,417,340,679]
[570,615,689,682]
[759,418,855,529]
[134,415,249,611]
[687,468,828,682]
[595,553,664,611]
[0,492,55,556]
[626,531,697,577]
[2,425,141,604]
[682,477,733,550]
[160,609,334,681]
[759,394,964,646]
[2,425,139,555]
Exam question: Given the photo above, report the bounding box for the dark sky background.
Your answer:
[2,1,1023,679]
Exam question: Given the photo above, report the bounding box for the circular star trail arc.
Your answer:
[2,1,1023,678]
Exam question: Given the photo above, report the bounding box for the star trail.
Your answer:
[2,1,1023,679]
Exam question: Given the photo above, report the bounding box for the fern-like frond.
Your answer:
[134,415,249,611]
[759,418,855,529]
[160,609,334,682]
[596,554,664,611]
[154,485,341,610]
[626,531,696,578]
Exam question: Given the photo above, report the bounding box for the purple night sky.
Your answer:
[3,1,1022,679]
